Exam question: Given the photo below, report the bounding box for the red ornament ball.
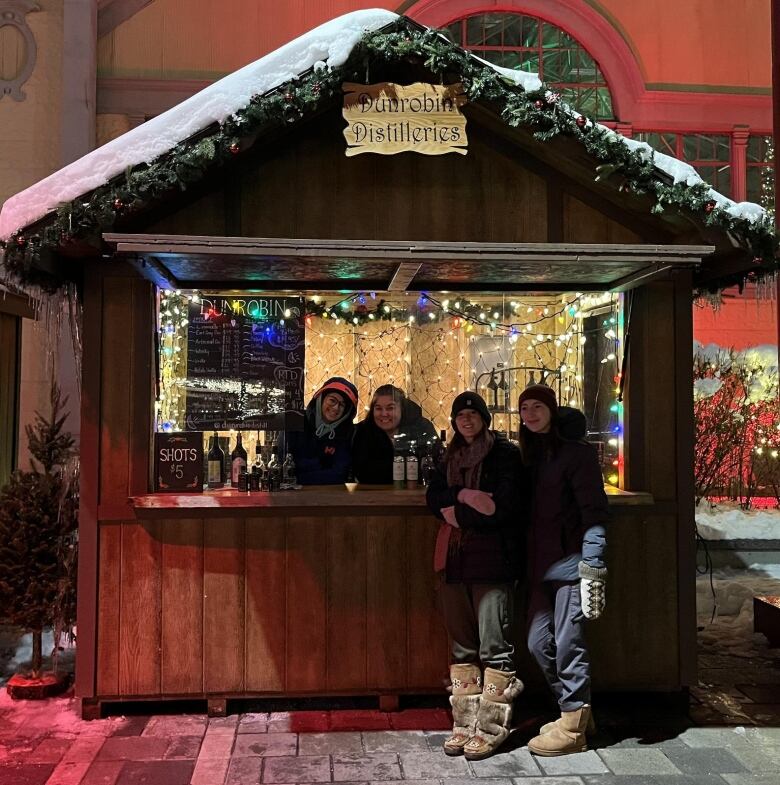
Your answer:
[534,99,545,110]
[575,116,587,129]
[284,92,294,103]
[113,198,123,210]
[15,235,26,247]
[704,200,716,214]
[229,142,240,155]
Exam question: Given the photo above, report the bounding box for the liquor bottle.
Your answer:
[230,432,248,486]
[420,444,436,487]
[392,436,406,490]
[282,451,297,489]
[250,433,264,491]
[267,446,281,492]
[237,469,249,493]
[207,431,224,490]
[405,444,419,490]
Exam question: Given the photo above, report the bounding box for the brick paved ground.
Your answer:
[1,686,779,785]
[2,619,780,785]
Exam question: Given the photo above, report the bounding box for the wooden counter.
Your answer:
[85,484,668,717]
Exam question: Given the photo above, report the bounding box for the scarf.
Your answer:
[446,429,495,488]
[434,429,496,572]
[314,397,350,439]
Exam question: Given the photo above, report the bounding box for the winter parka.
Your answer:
[284,397,355,486]
[352,398,438,484]
[426,432,528,584]
[525,408,609,583]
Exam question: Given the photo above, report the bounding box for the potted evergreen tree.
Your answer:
[0,383,78,699]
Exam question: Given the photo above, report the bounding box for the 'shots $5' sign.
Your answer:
[342,82,467,157]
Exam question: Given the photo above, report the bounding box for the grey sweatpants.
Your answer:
[527,580,591,712]
[438,581,515,670]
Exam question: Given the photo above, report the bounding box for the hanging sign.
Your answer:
[342,82,467,157]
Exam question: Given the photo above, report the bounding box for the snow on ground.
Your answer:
[697,564,780,657]
[696,504,780,540]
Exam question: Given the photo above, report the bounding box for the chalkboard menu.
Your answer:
[154,432,203,492]
[184,295,305,431]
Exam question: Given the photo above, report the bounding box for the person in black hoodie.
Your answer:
[282,376,358,485]
[352,384,438,484]
[426,391,524,761]
[518,384,608,758]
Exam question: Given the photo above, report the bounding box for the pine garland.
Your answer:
[1,18,777,293]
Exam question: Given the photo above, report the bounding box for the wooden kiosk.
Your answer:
[0,15,775,718]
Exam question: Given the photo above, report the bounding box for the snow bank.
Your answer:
[0,9,399,239]
[697,566,780,657]
[696,505,780,540]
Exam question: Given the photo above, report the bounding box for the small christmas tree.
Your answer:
[0,383,77,689]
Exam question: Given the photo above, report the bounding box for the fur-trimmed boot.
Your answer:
[443,663,482,756]
[528,704,591,756]
[463,667,524,760]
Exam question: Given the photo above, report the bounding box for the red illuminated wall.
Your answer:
[694,289,778,351]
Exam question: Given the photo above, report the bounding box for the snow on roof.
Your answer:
[0,9,398,239]
[0,9,768,240]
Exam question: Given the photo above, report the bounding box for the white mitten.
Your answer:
[578,561,607,620]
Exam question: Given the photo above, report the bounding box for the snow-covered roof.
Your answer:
[0,8,770,241]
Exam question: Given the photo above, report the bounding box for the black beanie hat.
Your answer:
[450,391,491,426]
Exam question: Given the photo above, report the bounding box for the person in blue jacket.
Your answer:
[283,377,358,485]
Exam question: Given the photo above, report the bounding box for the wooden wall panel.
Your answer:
[99,277,133,507]
[197,112,550,245]
[0,312,19,485]
[589,512,679,689]
[245,517,287,692]
[161,518,204,695]
[286,516,328,691]
[204,517,245,693]
[96,524,122,696]
[406,516,448,688]
[563,194,642,245]
[119,521,162,695]
[367,516,408,689]
[327,516,367,691]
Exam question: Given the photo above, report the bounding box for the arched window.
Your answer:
[443,12,614,120]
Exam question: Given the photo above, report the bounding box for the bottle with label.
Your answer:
[230,432,248,486]
[267,446,281,492]
[393,437,406,490]
[282,451,297,489]
[405,444,419,490]
[250,433,264,491]
[207,431,224,490]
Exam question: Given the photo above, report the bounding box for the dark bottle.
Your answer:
[230,432,247,486]
[281,451,297,489]
[207,431,224,489]
[237,469,249,493]
[420,443,436,487]
[267,446,281,492]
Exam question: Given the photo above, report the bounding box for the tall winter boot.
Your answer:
[528,704,591,756]
[463,667,524,760]
[443,663,482,756]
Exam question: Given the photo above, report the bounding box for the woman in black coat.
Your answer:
[352,384,438,484]
[518,384,608,758]
[425,391,525,762]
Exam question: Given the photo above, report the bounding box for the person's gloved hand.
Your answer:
[457,488,495,515]
[578,561,607,620]
[441,506,459,528]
